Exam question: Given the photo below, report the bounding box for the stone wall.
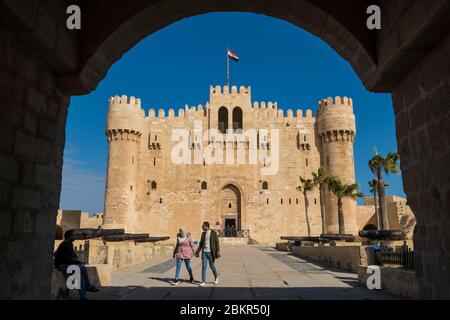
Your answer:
[357,205,377,230]
[0,25,69,299]
[392,33,450,299]
[357,265,419,299]
[291,245,366,273]
[54,239,173,272]
[56,209,103,233]
[107,241,173,271]
[357,196,416,239]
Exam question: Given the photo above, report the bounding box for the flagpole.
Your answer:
[226,48,230,87]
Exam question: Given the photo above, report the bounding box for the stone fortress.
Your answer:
[99,85,414,245]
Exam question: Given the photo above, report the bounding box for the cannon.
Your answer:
[320,233,355,242]
[134,236,170,243]
[280,236,331,243]
[102,233,150,242]
[70,228,125,240]
[358,230,405,240]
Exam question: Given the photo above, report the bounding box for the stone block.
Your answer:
[14,132,49,162]
[11,187,40,210]
[0,66,13,97]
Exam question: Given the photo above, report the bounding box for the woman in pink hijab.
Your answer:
[170,228,196,285]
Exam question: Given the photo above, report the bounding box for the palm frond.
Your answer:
[384,152,400,175]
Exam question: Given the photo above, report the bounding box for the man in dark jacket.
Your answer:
[54,230,99,300]
[195,221,220,287]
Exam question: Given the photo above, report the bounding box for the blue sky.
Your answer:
[60,12,404,214]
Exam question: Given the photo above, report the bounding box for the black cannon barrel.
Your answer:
[359,230,405,240]
[134,236,170,243]
[320,233,355,242]
[281,236,320,241]
[103,233,150,242]
[70,228,125,240]
[280,236,331,243]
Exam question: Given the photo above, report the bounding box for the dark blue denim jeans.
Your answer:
[57,262,91,299]
[175,258,194,281]
[201,251,218,283]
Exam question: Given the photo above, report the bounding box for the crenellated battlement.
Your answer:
[109,95,143,108]
[147,103,208,119]
[210,85,251,96]
[109,95,146,117]
[252,101,277,110]
[251,103,314,120]
[106,91,351,126]
[318,96,353,109]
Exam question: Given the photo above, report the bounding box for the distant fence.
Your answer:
[215,229,250,238]
[380,242,414,270]
[74,240,90,264]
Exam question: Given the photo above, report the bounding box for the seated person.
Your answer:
[54,230,99,300]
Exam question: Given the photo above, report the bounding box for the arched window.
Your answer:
[281,198,283,205]
[232,107,243,131]
[218,106,228,133]
[151,181,157,190]
[289,198,291,205]
[160,198,162,204]
[267,198,269,204]
[228,202,232,209]
[296,198,299,204]
[262,181,268,190]
[201,181,207,190]
[306,158,309,167]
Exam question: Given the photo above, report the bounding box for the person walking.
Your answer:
[195,221,220,287]
[170,228,196,285]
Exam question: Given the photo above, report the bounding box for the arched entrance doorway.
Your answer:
[218,184,242,236]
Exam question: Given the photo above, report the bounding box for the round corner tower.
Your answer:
[317,96,358,235]
[103,95,145,232]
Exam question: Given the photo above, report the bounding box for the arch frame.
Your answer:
[57,0,377,95]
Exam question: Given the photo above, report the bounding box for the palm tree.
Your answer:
[312,167,329,235]
[327,177,364,234]
[368,179,380,228]
[297,176,315,236]
[368,151,400,230]
[368,179,390,229]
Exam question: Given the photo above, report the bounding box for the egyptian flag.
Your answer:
[227,48,239,62]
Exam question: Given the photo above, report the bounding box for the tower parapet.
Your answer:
[317,96,355,140]
[210,85,251,96]
[106,95,145,138]
[317,96,358,235]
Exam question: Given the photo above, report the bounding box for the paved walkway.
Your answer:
[88,246,400,300]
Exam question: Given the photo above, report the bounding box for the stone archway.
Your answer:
[217,184,242,236]
[0,1,449,299]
